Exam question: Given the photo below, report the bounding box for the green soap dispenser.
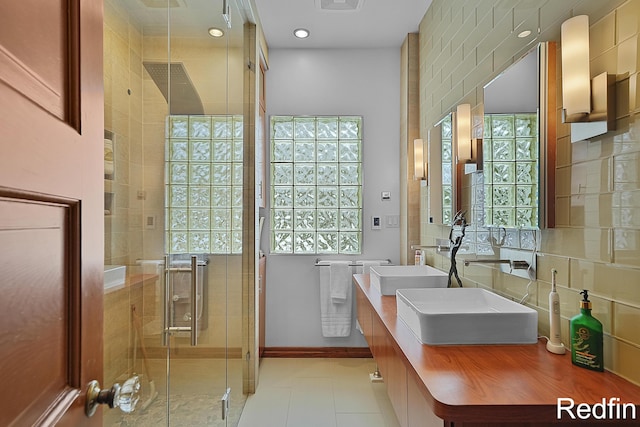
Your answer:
[570,290,603,372]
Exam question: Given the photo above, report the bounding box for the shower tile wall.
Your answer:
[418,0,640,386]
[104,0,144,268]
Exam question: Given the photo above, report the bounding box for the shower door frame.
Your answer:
[102,0,259,424]
[156,0,259,425]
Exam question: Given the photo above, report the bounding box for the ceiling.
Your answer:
[252,0,432,49]
[112,0,431,49]
[113,0,248,43]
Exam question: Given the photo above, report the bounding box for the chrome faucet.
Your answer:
[463,259,530,269]
[411,244,450,252]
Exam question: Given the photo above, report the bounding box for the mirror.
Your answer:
[426,114,454,225]
[482,47,539,229]
[428,42,556,232]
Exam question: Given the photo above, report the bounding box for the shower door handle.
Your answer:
[190,255,198,346]
[162,255,170,346]
[162,255,198,346]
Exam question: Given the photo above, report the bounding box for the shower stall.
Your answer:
[103,0,258,425]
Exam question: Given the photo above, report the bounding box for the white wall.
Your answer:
[264,48,401,347]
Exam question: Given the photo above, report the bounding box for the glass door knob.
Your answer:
[85,375,140,417]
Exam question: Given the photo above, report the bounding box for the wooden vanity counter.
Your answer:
[353,274,640,426]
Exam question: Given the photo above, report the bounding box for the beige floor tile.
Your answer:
[256,358,334,387]
[287,378,336,427]
[336,413,387,427]
[238,358,400,427]
[331,358,377,383]
[333,384,380,413]
[237,387,291,427]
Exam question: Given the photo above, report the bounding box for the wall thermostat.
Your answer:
[371,216,381,230]
[381,191,391,201]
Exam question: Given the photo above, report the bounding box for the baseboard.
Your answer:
[144,346,243,359]
[262,346,372,358]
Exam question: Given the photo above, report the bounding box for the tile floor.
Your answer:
[237,358,401,427]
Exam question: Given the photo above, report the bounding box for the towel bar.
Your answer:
[314,259,392,267]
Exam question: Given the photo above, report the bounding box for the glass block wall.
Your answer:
[165,115,244,254]
[270,116,363,254]
[441,115,454,225]
[483,113,538,228]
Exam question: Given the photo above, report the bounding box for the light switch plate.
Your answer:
[385,215,399,228]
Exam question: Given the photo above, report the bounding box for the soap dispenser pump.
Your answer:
[570,290,603,372]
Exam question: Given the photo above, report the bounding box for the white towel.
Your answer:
[104,139,114,176]
[330,261,351,302]
[319,261,352,337]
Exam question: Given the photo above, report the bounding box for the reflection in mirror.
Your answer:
[441,115,454,225]
[482,47,539,229]
[426,114,453,225]
[427,43,555,235]
[424,45,555,281]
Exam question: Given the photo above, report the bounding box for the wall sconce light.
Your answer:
[455,104,472,162]
[413,138,425,180]
[455,103,482,174]
[561,15,615,142]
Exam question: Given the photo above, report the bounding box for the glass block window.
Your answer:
[483,113,538,228]
[270,116,362,254]
[165,115,243,254]
[441,115,454,225]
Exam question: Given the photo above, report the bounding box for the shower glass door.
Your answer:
[103,0,248,425]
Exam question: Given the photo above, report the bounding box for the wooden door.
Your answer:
[0,0,104,426]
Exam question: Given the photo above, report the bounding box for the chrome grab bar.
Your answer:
[313,258,392,267]
[190,255,198,346]
[166,267,192,272]
[165,326,192,332]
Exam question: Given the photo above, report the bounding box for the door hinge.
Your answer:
[245,351,251,361]
[221,387,231,420]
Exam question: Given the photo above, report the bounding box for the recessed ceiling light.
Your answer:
[208,27,224,38]
[518,30,532,38]
[293,28,310,39]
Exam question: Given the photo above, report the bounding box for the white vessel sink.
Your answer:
[396,288,538,345]
[104,265,126,291]
[369,265,448,296]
